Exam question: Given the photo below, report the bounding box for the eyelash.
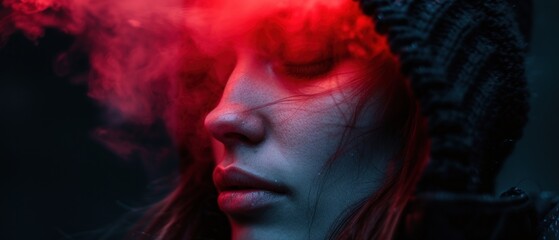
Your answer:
[280,58,336,79]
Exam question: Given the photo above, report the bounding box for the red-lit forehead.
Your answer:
[184,0,384,59]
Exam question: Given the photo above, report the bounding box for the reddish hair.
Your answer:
[320,36,430,239]
[330,71,430,239]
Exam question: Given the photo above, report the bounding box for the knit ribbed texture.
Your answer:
[359,0,531,193]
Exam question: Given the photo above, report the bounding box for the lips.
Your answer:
[213,167,288,194]
[213,167,288,214]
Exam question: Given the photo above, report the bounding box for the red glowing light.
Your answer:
[1,0,389,158]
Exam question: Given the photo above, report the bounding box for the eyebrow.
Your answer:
[248,10,337,61]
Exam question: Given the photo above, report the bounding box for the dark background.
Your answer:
[1,1,558,239]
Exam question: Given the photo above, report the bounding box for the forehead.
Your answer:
[183,0,364,54]
[186,0,349,22]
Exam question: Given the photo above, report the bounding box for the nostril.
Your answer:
[204,104,266,146]
[223,132,256,144]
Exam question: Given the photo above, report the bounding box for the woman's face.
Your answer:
[200,2,399,240]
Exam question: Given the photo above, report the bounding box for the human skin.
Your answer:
[203,30,400,239]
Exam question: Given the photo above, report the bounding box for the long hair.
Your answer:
[329,70,430,239]
[130,1,430,239]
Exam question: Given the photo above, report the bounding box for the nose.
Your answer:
[204,103,265,146]
[204,65,267,146]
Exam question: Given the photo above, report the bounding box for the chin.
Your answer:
[230,223,321,240]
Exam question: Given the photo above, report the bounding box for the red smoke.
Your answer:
[1,0,385,159]
[2,0,187,158]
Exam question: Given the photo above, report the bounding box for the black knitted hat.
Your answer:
[358,0,532,193]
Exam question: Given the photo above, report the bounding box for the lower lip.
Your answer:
[218,190,285,214]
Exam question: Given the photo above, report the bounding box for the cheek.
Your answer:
[272,93,389,211]
[270,91,370,170]
[278,84,386,159]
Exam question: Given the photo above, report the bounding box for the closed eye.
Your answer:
[280,58,335,80]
